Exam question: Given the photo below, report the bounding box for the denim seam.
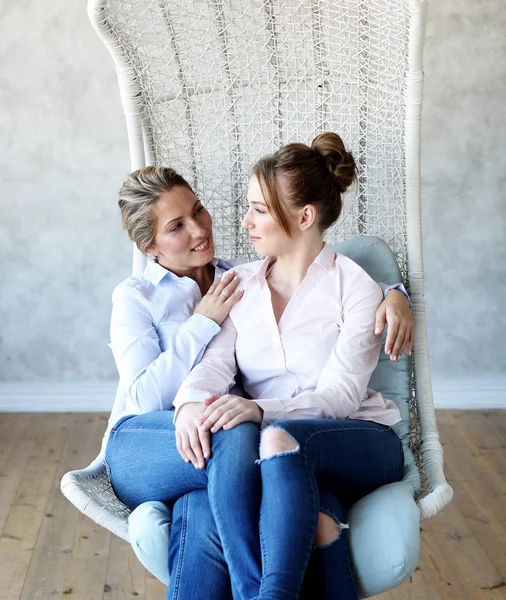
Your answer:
[171,493,189,600]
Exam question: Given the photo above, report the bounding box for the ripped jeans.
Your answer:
[258,418,404,600]
[106,411,403,600]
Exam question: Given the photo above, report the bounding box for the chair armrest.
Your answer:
[60,454,131,542]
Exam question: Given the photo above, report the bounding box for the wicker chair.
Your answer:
[62,0,452,579]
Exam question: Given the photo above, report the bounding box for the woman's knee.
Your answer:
[128,500,171,556]
[259,426,299,460]
[213,421,259,445]
[210,421,260,464]
[313,511,346,547]
[185,489,216,533]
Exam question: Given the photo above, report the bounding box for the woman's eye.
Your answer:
[255,208,265,214]
[171,223,182,232]
[195,206,205,215]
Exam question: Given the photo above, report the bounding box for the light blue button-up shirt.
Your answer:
[108,257,408,427]
[109,258,232,419]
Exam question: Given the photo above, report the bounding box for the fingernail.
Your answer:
[375,327,381,334]
[211,427,216,433]
[204,453,210,458]
[386,348,391,354]
[199,462,204,469]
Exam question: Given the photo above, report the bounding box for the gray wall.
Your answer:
[422,1,506,376]
[1,1,505,384]
[1,2,130,380]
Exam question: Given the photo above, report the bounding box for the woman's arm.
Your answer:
[172,315,239,415]
[376,283,413,360]
[110,284,221,413]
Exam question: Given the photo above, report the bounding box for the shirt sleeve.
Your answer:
[378,282,411,307]
[254,278,384,424]
[172,316,239,416]
[110,284,221,412]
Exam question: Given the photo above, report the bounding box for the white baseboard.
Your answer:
[432,376,506,410]
[0,382,117,412]
[0,377,504,412]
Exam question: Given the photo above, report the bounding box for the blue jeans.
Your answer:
[130,487,359,599]
[169,491,233,600]
[107,412,403,600]
[257,418,404,600]
[105,410,262,600]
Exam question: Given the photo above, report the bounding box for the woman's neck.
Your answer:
[158,259,215,296]
[268,238,325,290]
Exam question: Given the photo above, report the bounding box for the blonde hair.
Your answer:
[118,166,193,254]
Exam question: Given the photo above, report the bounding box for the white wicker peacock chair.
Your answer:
[62,0,453,592]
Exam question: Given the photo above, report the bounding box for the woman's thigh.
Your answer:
[265,418,404,504]
[105,410,207,509]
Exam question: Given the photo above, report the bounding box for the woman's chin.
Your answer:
[191,245,215,264]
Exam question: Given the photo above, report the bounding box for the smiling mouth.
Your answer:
[191,237,211,252]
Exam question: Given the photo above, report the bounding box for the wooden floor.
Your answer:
[0,411,505,600]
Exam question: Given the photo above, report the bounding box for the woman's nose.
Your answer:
[241,212,251,230]
[189,220,207,238]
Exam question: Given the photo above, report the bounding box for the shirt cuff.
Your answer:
[173,388,214,420]
[379,282,411,307]
[254,398,286,426]
[181,313,221,343]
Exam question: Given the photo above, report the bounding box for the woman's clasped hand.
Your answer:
[175,395,263,469]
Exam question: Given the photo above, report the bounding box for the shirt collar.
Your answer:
[144,257,226,286]
[255,243,335,288]
[314,243,336,271]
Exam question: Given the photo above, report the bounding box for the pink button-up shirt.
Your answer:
[173,244,402,427]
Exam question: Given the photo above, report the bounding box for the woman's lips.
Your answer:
[191,237,211,252]
[249,236,261,243]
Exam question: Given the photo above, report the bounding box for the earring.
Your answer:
[300,225,304,230]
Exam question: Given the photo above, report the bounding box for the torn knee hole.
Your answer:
[259,428,299,460]
[313,511,349,547]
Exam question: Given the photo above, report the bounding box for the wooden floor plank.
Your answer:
[104,534,148,600]
[0,414,69,600]
[19,414,107,600]
[0,415,32,537]
[145,572,168,600]
[61,415,113,600]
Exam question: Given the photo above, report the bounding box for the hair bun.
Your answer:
[311,132,356,193]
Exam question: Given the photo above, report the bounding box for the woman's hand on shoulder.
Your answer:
[375,289,413,361]
[197,395,263,433]
[194,270,244,325]
[174,401,216,469]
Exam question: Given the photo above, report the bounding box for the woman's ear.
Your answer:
[146,244,158,259]
[299,204,317,230]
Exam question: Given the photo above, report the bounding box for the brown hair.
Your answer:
[251,132,356,235]
[118,166,193,254]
